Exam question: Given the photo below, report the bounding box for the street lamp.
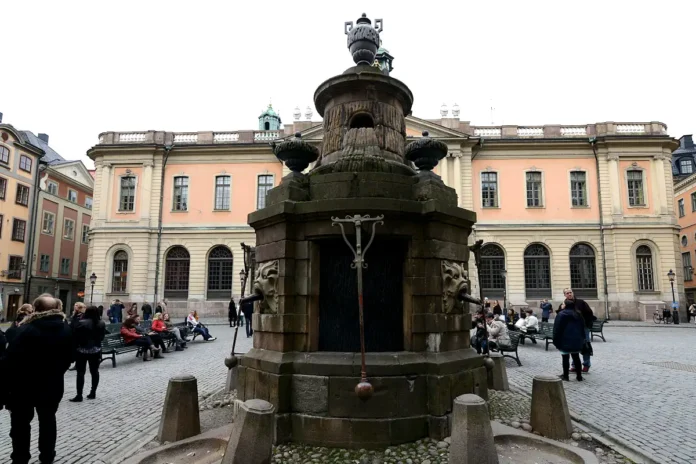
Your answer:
[668,269,679,324]
[89,273,97,304]
[500,268,508,310]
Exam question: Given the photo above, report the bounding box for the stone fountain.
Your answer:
[239,13,486,449]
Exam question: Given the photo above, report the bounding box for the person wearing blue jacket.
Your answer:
[539,299,553,322]
[553,299,585,381]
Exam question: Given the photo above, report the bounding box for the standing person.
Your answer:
[157,299,167,315]
[126,303,138,319]
[553,299,585,381]
[492,300,502,318]
[142,302,153,321]
[70,306,106,402]
[120,317,160,361]
[5,294,73,464]
[471,308,488,354]
[5,304,34,346]
[68,303,86,372]
[241,299,254,338]
[563,288,595,373]
[540,299,552,323]
[228,298,237,327]
[688,302,696,324]
[186,311,216,341]
[109,299,124,323]
[97,305,105,320]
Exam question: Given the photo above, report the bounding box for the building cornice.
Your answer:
[674,172,696,196]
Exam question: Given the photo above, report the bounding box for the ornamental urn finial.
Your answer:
[405,131,448,180]
[273,132,319,178]
[344,13,383,65]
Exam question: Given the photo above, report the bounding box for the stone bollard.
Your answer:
[158,375,201,443]
[221,399,275,464]
[449,394,499,464]
[486,354,509,391]
[530,375,572,439]
[226,366,239,393]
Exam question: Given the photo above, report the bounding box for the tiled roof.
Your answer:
[20,131,66,165]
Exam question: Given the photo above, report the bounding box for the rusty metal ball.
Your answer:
[225,355,239,370]
[483,356,495,371]
[355,381,374,401]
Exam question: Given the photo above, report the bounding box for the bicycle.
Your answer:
[653,309,673,324]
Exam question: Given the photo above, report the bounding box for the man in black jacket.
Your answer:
[241,299,254,338]
[5,294,74,464]
[563,288,596,373]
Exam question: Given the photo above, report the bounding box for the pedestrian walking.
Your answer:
[5,294,74,464]
[241,299,254,338]
[688,302,696,323]
[563,288,595,373]
[553,299,585,382]
[540,299,552,322]
[70,306,106,402]
[228,298,238,327]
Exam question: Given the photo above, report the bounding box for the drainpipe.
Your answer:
[24,160,47,302]
[590,137,610,321]
[153,144,173,306]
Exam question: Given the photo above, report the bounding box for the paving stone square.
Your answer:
[0,325,252,464]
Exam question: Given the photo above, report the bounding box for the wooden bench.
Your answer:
[99,334,144,368]
[590,320,607,342]
[490,332,522,366]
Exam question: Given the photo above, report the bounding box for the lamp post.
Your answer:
[500,268,507,311]
[89,273,97,304]
[668,269,679,324]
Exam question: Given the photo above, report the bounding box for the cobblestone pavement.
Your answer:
[0,326,252,464]
[504,325,696,464]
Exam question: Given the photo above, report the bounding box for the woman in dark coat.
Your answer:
[553,299,586,381]
[228,299,237,327]
[70,306,106,401]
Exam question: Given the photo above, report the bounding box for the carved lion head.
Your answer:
[253,260,279,314]
[441,260,469,314]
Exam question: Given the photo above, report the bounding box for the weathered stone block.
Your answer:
[390,416,428,444]
[291,414,353,448]
[530,375,572,439]
[427,375,452,416]
[157,375,201,443]
[449,394,498,464]
[328,377,398,418]
[255,241,296,263]
[221,399,275,464]
[291,375,329,414]
[487,354,509,391]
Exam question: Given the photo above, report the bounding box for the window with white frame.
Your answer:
[47,181,58,195]
[42,211,55,235]
[0,176,6,199]
[63,218,75,240]
[85,197,93,209]
[112,250,128,293]
[526,172,543,207]
[19,155,32,172]
[256,174,274,210]
[679,199,685,217]
[570,171,587,207]
[683,252,693,281]
[481,172,498,208]
[680,158,693,175]
[39,254,50,273]
[214,175,231,210]
[0,146,8,164]
[692,192,696,213]
[67,189,77,203]
[81,224,89,244]
[636,245,654,291]
[60,257,70,275]
[172,176,189,211]
[119,176,136,211]
[627,170,645,206]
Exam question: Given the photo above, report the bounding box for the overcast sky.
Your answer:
[2,0,693,168]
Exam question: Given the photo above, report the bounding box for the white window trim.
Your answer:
[117,174,138,213]
[213,174,233,211]
[678,199,686,217]
[632,241,660,293]
[42,211,56,235]
[479,170,500,209]
[108,247,132,294]
[567,169,590,208]
[39,254,50,273]
[46,180,59,195]
[171,175,190,212]
[255,172,275,210]
[63,218,75,241]
[81,224,90,244]
[523,169,545,209]
[624,166,649,209]
[60,257,71,275]
[85,196,93,209]
[67,188,78,203]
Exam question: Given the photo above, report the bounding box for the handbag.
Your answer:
[581,341,593,356]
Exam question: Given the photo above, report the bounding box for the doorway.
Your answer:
[7,295,21,321]
[59,289,70,314]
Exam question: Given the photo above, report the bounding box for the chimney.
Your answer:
[0,112,3,123]
[38,133,49,144]
[683,135,694,149]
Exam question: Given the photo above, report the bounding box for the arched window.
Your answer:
[207,246,233,299]
[569,244,597,299]
[636,245,654,291]
[524,244,551,298]
[264,121,270,130]
[164,246,190,299]
[112,250,128,293]
[480,244,506,298]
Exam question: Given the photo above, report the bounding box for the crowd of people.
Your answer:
[471,288,597,382]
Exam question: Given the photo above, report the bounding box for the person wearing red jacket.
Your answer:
[120,317,160,361]
[151,313,186,350]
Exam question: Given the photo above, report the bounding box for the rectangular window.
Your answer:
[8,256,23,279]
[683,252,693,282]
[256,175,274,210]
[60,258,70,275]
[691,192,696,212]
[0,146,8,164]
[42,211,55,235]
[15,184,29,206]
[679,199,685,217]
[0,176,7,199]
[63,218,75,240]
[40,254,50,273]
[172,176,189,211]
[79,261,87,278]
[526,172,543,207]
[481,172,498,208]
[680,159,693,175]
[119,176,136,211]
[85,197,93,209]
[47,181,58,195]
[627,170,645,206]
[570,171,587,207]
[12,219,26,242]
[82,224,89,244]
[67,189,77,203]
[19,155,32,172]
[214,175,231,210]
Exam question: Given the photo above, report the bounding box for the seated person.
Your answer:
[133,315,168,353]
[120,317,161,361]
[519,309,539,344]
[152,313,186,350]
[186,311,216,341]
[513,311,527,331]
[162,313,189,347]
[471,308,488,355]
[505,308,518,330]
[486,312,510,350]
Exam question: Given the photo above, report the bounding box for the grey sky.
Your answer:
[2,0,693,169]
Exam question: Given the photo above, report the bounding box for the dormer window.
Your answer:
[680,158,693,175]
